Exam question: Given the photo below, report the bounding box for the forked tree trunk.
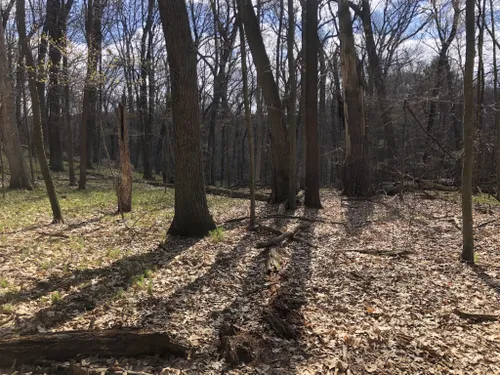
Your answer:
[17,0,63,223]
[338,0,369,196]
[158,0,215,237]
[461,0,475,263]
[304,0,322,207]
[0,23,32,190]
[238,0,289,203]
[116,102,132,213]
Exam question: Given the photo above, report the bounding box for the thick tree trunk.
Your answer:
[304,0,322,207]
[158,0,215,237]
[491,0,500,199]
[17,0,63,223]
[287,0,297,210]
[461,0,475,263]
[116,101,132,213]
[0,24,32,190]
[238,0,289,203]
[338,0,369,196]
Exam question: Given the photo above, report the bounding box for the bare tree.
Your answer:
[238,0,289,203]
[461,0,474,263]
[158,0,216,237]
[304,0,321,207]
[0,6,32,190]
[17,0,63,222]
[287,0,297,209]
[338,0,369,196]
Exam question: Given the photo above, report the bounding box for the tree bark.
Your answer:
[338,0,369,196]
[0,330,188,367]
[17,0,63,223]
[158,0,216,237]
[238,0,289,203]
[287,0,297,210]
[461,0,474,263]
[116,101,132,213]
[491,0,500,199]
[238,21,256,228]
[0,22,32,190]
[304,0,322,207]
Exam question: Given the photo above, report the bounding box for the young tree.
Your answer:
[158,0,216,237]
[338,0,369,196]
[287,0,297,210]
[17,0,63,223]
[304,0,322,207]
[0,11,32,190]
[461,0,474,263]
[116,101,132,213]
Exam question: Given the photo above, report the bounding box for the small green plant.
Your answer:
[147,279,153,296]
[114,288,124,299]
[106,248,121,260]
[0,278,8,288]
[209,227,225,242]
[474,253,479,263]
[50,291,62,304]
[1,304,14,314]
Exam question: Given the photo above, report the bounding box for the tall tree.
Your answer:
[79,0,104,189]
[304,0,321,207]
[287,0,297,209]
[17,0,63,222]
[490,0,500,199]
[238,19,256,228]
[0,8,32,190]
[461,0,475,263]
[238,0,289,203]
[338,0,369,196]
[158,0,216,237]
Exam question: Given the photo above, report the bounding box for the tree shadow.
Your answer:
[343,197,374,235]
[0,236,198,335]
[471,264,500,296]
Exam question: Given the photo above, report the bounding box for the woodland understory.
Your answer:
[0,174,499,374]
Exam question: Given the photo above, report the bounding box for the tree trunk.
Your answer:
[491,0,500,199]
[62,17,75,186]
[239,23,256,228]
[360,0,397,162]
[116,101,132,213]
[338,0,369,196]
[461,0,475,263]
[304,0,322,207]
[158,0,216,237]
[17,0,63,223]
[238,0,289,203]
[287,0,297,210]
[0,23,32,190]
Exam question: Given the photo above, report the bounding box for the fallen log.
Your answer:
[0,329,189,367]
[341,248,410,256]
[146,181,271,201]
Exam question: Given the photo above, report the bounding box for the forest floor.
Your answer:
[0,173,499,374]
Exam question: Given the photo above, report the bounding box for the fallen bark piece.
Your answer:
[342,248,410,256]
[0,329,189,367]
[453,309,499,323]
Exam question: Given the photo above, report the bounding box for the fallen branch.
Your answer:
[475,217,500,229]
[264,214,325,223]
[453,309,499,323]
[146,181,270,201]
[0,329,189,366]
[341,248,410,256]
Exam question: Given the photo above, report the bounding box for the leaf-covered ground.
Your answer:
[0,177,499,374]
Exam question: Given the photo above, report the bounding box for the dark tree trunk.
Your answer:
[116,101,132,213]
[158,0,216,237]
[338,0,369,196]
[304,0,322,208]
[238,0,289,202]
